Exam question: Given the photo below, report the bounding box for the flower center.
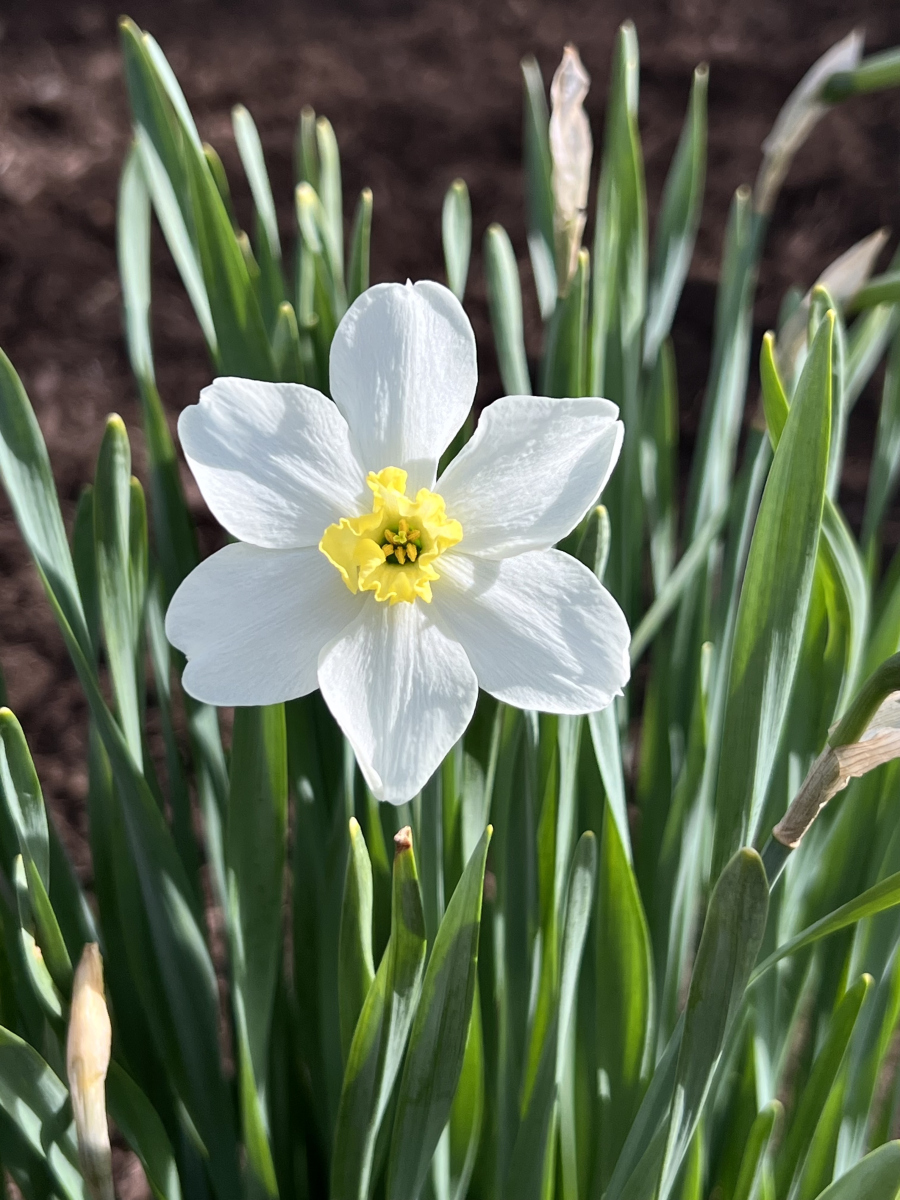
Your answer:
[319,467,463,605]
[381,517,421,565]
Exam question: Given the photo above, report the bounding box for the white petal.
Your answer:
[438,395,623,557]
[179,378,368,549]
[166,543,362,705]
[432,550,630,712]
[329,281,477,491]
[317,602,478,804]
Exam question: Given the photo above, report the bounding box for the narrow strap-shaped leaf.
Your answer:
[297,105,320,191]
[118,143,201,596]
[658,849,769,1200]
[822,46,900,100]
[296,182,342,368]
[442,179,472,303]
[145,581,198,889]
[121,20,275,378]
[119,19,191,221]
[595,803,654,1187]
[387,825,492,1200]
[232,104,282,263]
[448,992,484,1200]
[184,139,277,378]
[484,223,531,396]
[226,704,287,1195]
[521,55,557,318]
[118,141,229,910]
[13,855,66,1024]
[17,521,241,1199]
[761,331,869,711]
[20,851,72,996]
[0,350,90,659]
[331,829,427,1200]
[753,869,900,981]
[775,974,871,1196]
[643,339,680,592]
[0,1026,87,1200]
[629,502,728,667]
[107,1062,183,1200]
[605,1018,683,1200]
[272,300,305,383]
[731,1101,781,1200]
[811,1141,900,1200]
[204,142,238,229]
[142,30,203,154]
[712,315,832,870]
[72,485,100,662]
[0,709,50,890]
[339,818,376,1063]
[542,248,588,399]
[588,705,630,860]
[683,187,757,539]
[644,64,707,365]
[316,116,345,281]
[231,104,285,332]
[132,131,217,357]
[588,20,646,401]
[93,416,143,767]
[505,832,597,1199]
[862,328,900,560]
[347,188,373,305]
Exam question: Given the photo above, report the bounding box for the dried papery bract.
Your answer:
[754,29,864,215]
[66,944,114,1200]
[550,44,592,295]
[775,689,900,850]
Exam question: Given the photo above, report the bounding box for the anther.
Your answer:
[407,544,418,561]
[395,546,407,565]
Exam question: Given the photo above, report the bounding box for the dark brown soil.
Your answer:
[2,0,900,881]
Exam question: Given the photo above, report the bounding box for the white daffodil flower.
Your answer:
[166,281,630,803]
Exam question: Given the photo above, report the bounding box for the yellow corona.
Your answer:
[319,467,463,605]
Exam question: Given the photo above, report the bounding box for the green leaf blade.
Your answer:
[713,314,833,870]
[386,825,492,1200]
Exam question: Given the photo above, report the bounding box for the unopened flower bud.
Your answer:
[66,944,114,1200]
[549,44,592,295]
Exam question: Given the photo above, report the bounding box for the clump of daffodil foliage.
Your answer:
[5,18,900,1200]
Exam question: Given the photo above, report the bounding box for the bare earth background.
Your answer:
[1,0,900,889]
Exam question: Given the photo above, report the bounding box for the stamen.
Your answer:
[407,543,418,562]
[382,544,395,559]
[395,546,407,565]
